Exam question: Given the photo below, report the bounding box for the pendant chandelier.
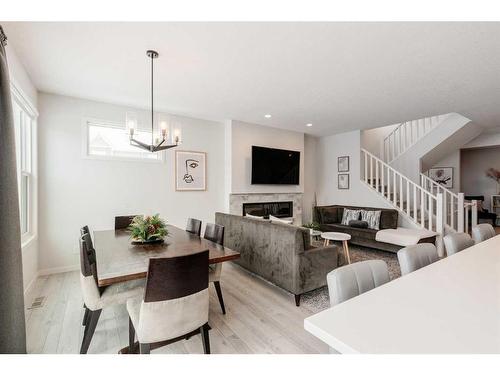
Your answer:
[127,50,181,152]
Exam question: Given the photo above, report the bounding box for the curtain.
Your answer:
[0,25,27,354]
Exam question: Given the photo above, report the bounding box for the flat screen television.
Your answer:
[251,146,300,185]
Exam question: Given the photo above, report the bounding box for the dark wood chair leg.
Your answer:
[295,294,301,307]
[82,306,89,326]
[139,343,150,354]
[213,281,226,314]
[128,317,135,353]
[80,309,102,354]
[200,323,210,354]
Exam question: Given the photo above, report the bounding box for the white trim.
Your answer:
[38,264,80,277]
[23,271,39,297]
[81,117,165,163]
[10,80,38,118]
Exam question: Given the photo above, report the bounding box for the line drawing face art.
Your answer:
[183,158,199,183]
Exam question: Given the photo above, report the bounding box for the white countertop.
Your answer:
[304,235,500,353]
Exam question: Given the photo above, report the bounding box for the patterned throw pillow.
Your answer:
[341,209,361,225]
[361,210,382,230]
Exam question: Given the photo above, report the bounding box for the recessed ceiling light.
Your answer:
[264,114,272,118]
[306,123,313,127]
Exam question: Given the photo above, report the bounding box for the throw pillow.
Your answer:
[349,220,369,229]
[269,215,293,225]
[341,209,361,225]
[361,210,382,230]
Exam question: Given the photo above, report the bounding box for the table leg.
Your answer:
[343,241,351,264]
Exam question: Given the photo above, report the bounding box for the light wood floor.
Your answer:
[25,262,328,354]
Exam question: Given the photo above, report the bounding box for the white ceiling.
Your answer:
[4,22,500,136]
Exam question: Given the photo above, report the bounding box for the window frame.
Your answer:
[11,82,38,247]
[82,117,165,163]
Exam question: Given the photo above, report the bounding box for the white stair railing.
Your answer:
[420,173,478,234]
[361,149,443,237]
[383,115,444,163]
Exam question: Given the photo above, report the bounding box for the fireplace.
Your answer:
[242,201,293,219]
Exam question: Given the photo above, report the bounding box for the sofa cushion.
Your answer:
[318,206,340,224]
[321,223,377,241]
[376,228,436,246]
[361,210,381,230]
[349,220,369,229]
[341,209,361,225]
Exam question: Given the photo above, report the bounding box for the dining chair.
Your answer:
[79,232,145,354]
[327,260,390,306]
[204,223,226,314]
[397,243,439,276]
[443,232,474,256]
[186,218,202,236]
[115,215,139,230]
[471,223,496,244]
[127,250,210,354]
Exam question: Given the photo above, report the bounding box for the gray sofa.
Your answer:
[314,205,436,253]
[215,212,340,306]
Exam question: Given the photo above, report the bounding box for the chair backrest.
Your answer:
[186,218,202,236]
[79,233,102,309]
[397,243,438,276]
[139,251,209,342]
[115,215,139,230]
[443,232,474,256]
[327,260,389,306]
[203,223,224,245]
[471,223,496,244]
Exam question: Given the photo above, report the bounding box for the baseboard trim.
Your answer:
[24,272,39,297]
[38,264,79,276]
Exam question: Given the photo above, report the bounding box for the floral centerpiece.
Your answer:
[128,214,168,244]
[302,222,321,235]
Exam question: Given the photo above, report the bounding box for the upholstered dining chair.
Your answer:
[186,218,202,236]
[443,232,474,256]
[327,260,390,306]
[204,223,226,314]
[471,223,496,244]
[127,251,210,354]
[79,231,145,354]
[397,243,439,276]
[115,215,139,230]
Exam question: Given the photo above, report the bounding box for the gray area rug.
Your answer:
[301,244,401,313]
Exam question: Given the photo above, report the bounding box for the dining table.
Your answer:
[304,234,500,353]
[93,224,240,353]
[94,224,240,287]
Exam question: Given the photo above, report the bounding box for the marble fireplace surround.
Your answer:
[229,193,303,226]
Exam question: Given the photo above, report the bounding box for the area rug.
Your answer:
[301,245,401,313]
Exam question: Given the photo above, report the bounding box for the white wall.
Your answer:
[303,134,317,223]
[6,43,39,302]
[38,93,226,273]
[361,124,397,158]
[229,120,305,194]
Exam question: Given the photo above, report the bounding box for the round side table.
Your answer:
[321,232,352,264]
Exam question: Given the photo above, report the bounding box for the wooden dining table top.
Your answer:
[94,225,240,287]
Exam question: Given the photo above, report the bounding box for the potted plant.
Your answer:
[128,214,169,244]
[486,168,500,194]
[302,222,321,235]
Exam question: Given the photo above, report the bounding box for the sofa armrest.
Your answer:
[296,245,340,294]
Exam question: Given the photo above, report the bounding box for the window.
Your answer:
[12,91,35,239]
[85,119,161,161]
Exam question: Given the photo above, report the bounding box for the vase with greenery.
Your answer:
[486,168,500,194]
[128,214,168,243]
[302,222,321,234]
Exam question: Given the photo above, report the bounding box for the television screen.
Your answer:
[251,146,300,185]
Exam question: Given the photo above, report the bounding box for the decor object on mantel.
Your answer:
[126,50,182,152]
[128,214,169,244]
[486,168,500,194]
[175,150,207,191]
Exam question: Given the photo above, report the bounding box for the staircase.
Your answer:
[383,115,445,163]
